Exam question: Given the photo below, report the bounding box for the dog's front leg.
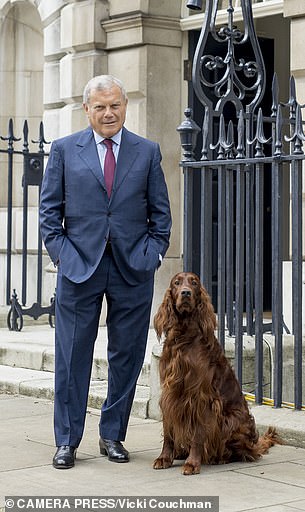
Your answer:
[182,442,202,475]
[153,434,174,470]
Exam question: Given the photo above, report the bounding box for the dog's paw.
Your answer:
[182,462,201,475]
[153,457,173,470]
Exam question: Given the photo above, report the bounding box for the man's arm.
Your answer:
[39,142,66,265]
[147,143,172,259]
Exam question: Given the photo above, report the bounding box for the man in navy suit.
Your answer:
[39,75,171,469]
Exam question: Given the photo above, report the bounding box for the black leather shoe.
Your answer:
[53,446,76,469]
[99,438,129,463]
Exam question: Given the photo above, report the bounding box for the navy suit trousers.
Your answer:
[54,250,154,447]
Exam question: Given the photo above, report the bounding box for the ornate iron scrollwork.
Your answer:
[192,0,266,114]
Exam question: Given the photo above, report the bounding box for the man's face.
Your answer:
[83,85,128,138]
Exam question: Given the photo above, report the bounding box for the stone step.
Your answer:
[0,325,158,387]
[0,364,150,419]
[0,325,161,419]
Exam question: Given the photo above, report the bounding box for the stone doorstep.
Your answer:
[0,325,157,420]
[0,341,151,388]
[0,365,150,419]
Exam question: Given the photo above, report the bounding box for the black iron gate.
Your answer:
[180,0,304,408]
[1,118,54,330]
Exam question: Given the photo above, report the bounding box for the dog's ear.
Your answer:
[154,288,175,340]
[197,285,217,339]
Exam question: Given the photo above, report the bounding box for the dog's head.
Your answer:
[170,272,201,314]
[154,272,216,340]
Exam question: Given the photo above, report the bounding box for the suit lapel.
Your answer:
[113,128,139,197]
[76,128,107,192]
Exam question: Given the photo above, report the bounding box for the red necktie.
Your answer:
[103,139,115,197]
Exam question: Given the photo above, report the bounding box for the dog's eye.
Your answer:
[174,280,180,286]
[192,280,198,286]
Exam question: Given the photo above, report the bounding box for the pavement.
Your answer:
[1,323,305,512]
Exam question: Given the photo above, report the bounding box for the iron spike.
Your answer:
[201,106,210,161]
[23,120,29,152]
[274,104,283,157]
[236,110,245,159]
[32,120,51,152]
[1,118,21,147]
[271,73,279,118]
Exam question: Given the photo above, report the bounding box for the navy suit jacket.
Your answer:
[39,126,172,285]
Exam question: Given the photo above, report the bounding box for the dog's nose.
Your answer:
[181,289,192,298]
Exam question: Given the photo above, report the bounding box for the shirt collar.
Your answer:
[93,128,122,147]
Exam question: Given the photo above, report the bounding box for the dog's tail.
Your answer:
[257,426,284,454]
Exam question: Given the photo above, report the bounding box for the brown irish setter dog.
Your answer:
[153,272,282,475]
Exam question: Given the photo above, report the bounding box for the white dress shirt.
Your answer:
[93,129,122,173]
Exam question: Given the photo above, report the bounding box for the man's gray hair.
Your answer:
[83,75,127,104]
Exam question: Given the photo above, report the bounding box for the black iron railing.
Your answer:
[181,0,304,409]
[1,118,54,330]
